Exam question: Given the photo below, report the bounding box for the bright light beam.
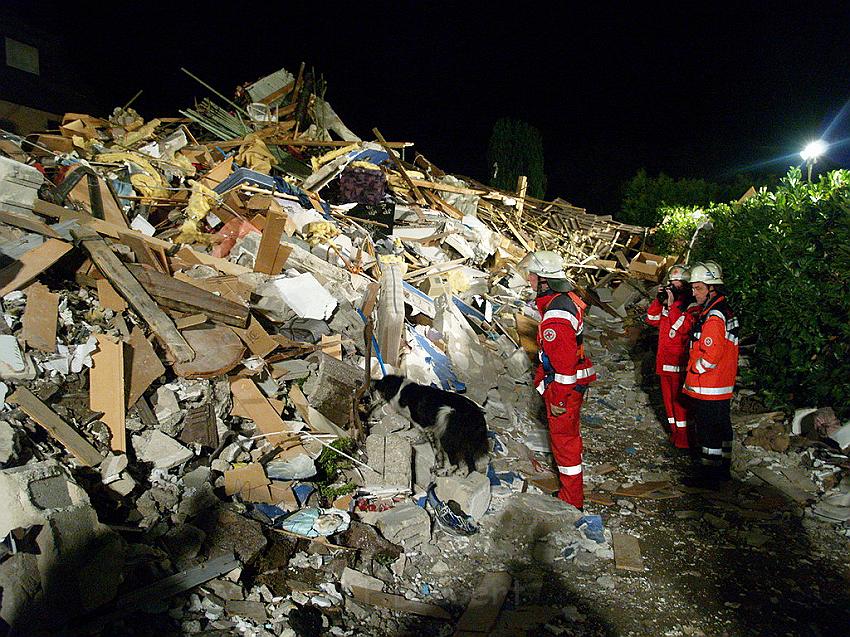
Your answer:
[801,139,828,161]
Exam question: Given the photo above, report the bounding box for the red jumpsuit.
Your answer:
[534,290,596,509]
[646,297,698,448]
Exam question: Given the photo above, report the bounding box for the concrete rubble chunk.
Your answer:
[153,385,182,434]
[340,567,386,594]
[363,434,412,493]
[0,460,90,537]
[375,502,431,548]
[198,507,268,564]
[413,442,437,490]
[0,420,19,465]
[303,352,361,427]
[133,430,194,469]
[435,471,492,520]
[100,453,129,483]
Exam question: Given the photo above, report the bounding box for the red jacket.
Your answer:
[533,291,596,409]
[646,298,698,375]
[683,295,739,401]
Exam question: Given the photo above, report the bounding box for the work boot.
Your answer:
[681,466,721,489]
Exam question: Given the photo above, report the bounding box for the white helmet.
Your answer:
[518,251,567,279]
[689,261,723,285]
[667,263,690,282]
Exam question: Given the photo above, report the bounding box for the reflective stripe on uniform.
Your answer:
[536,380,546,395]
[543,309,579,329]
[675,420,687,428]
[662,308,669,317]
[695,360,707,374]
[553,373,578,384]
[684,384,735,396]
[702,446,723,456]
[558,463,582,476]
[671,315,685,330]
[576,366,595,379]
[697,358,717,369]
[647,313,662,321]
[662,364,681,372]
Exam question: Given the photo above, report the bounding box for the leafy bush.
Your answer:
[652,205,713,255]
[688,168,850,416]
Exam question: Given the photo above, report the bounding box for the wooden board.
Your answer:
[90,334,126,452]
[514,313,539,357]
[172,326,245,379]
[613,533,644,572]
[350,586,451,620]
[0,210,61,238]
[65,165,128,229]
[175,314,207,329]
[119,230,168,273]
[127,264,249,328]
[96,279,128,312]
[127,327,166,407]
[9,386,103,467]
[253,206,287,275]
[73,228,194,363]
[232,316,278,358]
[22,283,58,353]
[223,463,273,502]
[230,377,299,444]
[0,239,73,296]
[454,571,512,635]
[613,481,671,498]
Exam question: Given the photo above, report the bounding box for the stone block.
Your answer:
[435,471,491,520]
[340,567,385,593]
[413,443,436,490]
[303,352,361,428]
[375,502,431,548]
[0,461,90,538]
[132,430,194,469]
[364,434,412,493]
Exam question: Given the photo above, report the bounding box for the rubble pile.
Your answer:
[1,64,848,636]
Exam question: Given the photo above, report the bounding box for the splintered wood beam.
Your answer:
[71,228,195,363]
[127,264,249,328]
[9,387,103,467]
[372,127,426,204]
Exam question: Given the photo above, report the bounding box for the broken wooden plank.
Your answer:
[0,238,73,296]
[127,264,249,328]
[90,334,126,452]
[96,278,128,312]
[253,205,288,275]
[454,571,512,635]
[172,326,245,379]
[223,463,273,502]
[230,377,298,444]
[9,386,103,467]
[180,402,218,448]
[613,533,644,571]
[21,283,58,353]
[127,327,166,408]
[613,481,671,498]
[72,228,194,363]
[749,466,812,505]
[118,230,168,273]
[0,209,61,238]
[175,314,207,329]
[350,586,451,620]
[232,316,278,358]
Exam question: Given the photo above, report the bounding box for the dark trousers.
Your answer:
[689,398,732,474]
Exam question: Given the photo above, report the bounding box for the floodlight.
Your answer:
[800,139,827,161]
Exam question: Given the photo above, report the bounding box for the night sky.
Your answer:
[5,1,850,213]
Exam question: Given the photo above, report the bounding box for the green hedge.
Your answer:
[655,168,850,416]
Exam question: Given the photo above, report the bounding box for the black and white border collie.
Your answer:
[371,375,489,476]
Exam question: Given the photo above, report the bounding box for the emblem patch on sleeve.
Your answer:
[543,328,557,342]
[704,337,713,346]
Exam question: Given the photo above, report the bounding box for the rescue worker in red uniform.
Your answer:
[645,264,698,449]
[682,261,739,487]
[519,251,596,509]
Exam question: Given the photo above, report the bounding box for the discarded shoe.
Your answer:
[426,483,479,536]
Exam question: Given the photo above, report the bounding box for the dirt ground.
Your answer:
[382,325,850,637]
